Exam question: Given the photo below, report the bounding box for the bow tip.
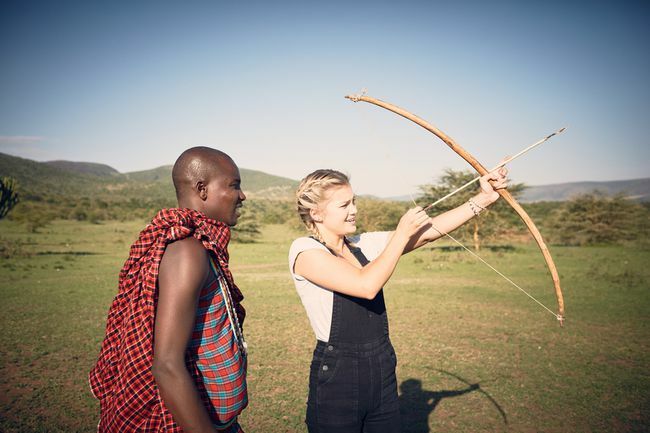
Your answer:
[557,314,565,327]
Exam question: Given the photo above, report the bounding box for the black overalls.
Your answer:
[306,241,400,433]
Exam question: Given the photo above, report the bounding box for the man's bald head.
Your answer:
[171,147,246,224]
[172,147,232,200]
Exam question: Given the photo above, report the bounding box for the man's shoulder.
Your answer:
[161,237,209,271]
[166,236,205,251]
[158,237,210,295]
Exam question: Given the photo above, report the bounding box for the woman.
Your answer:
[289,167,507,432]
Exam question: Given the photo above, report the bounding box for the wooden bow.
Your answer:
[345,93,565,325]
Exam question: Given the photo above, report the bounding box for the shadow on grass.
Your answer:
[399,372,507,433]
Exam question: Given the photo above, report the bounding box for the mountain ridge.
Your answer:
[0,152,298,201]
[1,152,647,202]
[45,160,121,177]
[519,178,650,202]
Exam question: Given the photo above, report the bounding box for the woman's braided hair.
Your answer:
[296,169,350,241]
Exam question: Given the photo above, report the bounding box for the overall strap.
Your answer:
[346,238,391,338]
[346,240,370,266]
[311,236,389,344]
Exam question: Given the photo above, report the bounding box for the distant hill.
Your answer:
[0,153,100,200]
[520,178,650,202]
[386,178,650,203]
[45,160,121,177]
[0,152,298,202]
[4,152,646,204]
[123,165,298,199]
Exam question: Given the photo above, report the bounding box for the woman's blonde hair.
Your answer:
[296,169,350,240]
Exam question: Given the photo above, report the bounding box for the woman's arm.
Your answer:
[404,166,509,252]
[294,207,430,300]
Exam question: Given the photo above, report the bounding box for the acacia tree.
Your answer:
[418,169,525,251]
[355,198,408,233]
[0,177,19,219]
[231,205,262,243]
[545,192,650,246]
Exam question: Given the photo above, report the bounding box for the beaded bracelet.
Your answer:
[468,198,486,216]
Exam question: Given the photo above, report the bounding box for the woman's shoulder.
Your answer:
[289,236,328,257]
[288,237,330,279]
[290,236,321,248]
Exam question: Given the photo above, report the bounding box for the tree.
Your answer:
[0,177,19,219]
[544,192,650,246]
[355,198,408,233]
[231,206,262,243]
[9,202,52,233]
[418,169,526,250]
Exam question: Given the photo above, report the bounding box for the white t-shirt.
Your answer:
[288,232,392,342]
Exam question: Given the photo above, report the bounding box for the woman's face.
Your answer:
[315,184,357,236]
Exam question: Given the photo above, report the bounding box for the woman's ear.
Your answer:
[310,208,323,223]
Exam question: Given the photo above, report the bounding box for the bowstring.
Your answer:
[413,150,562,320]
[407,150,558,319]
[425,218,561,320]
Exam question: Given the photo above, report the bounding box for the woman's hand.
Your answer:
[295,205,432,300]
[477,162,509,206]
[394,206,431,241]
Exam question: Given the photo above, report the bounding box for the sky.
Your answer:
[1,0,648,197]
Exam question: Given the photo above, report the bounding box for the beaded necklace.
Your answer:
[208,257,248,357]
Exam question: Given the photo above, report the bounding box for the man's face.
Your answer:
[204,157,246,226]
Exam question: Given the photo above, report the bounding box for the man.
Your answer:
[89,147,248,433]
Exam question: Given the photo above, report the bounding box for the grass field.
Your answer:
[1,219,649,433]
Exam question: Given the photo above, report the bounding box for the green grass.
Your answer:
[1,220,648,432]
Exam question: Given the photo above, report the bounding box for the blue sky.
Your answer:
[1,1,648,196]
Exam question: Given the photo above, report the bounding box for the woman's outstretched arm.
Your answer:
[294,206,429,300]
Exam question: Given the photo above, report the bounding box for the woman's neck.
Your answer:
[319,232,345,255]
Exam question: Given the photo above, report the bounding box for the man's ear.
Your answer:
[197,181,208,201]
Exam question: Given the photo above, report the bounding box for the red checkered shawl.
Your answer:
[89,208,246,432]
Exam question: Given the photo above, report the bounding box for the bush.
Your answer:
[545,193,650,246]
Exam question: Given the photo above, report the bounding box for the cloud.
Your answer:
[0,136,46,144]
